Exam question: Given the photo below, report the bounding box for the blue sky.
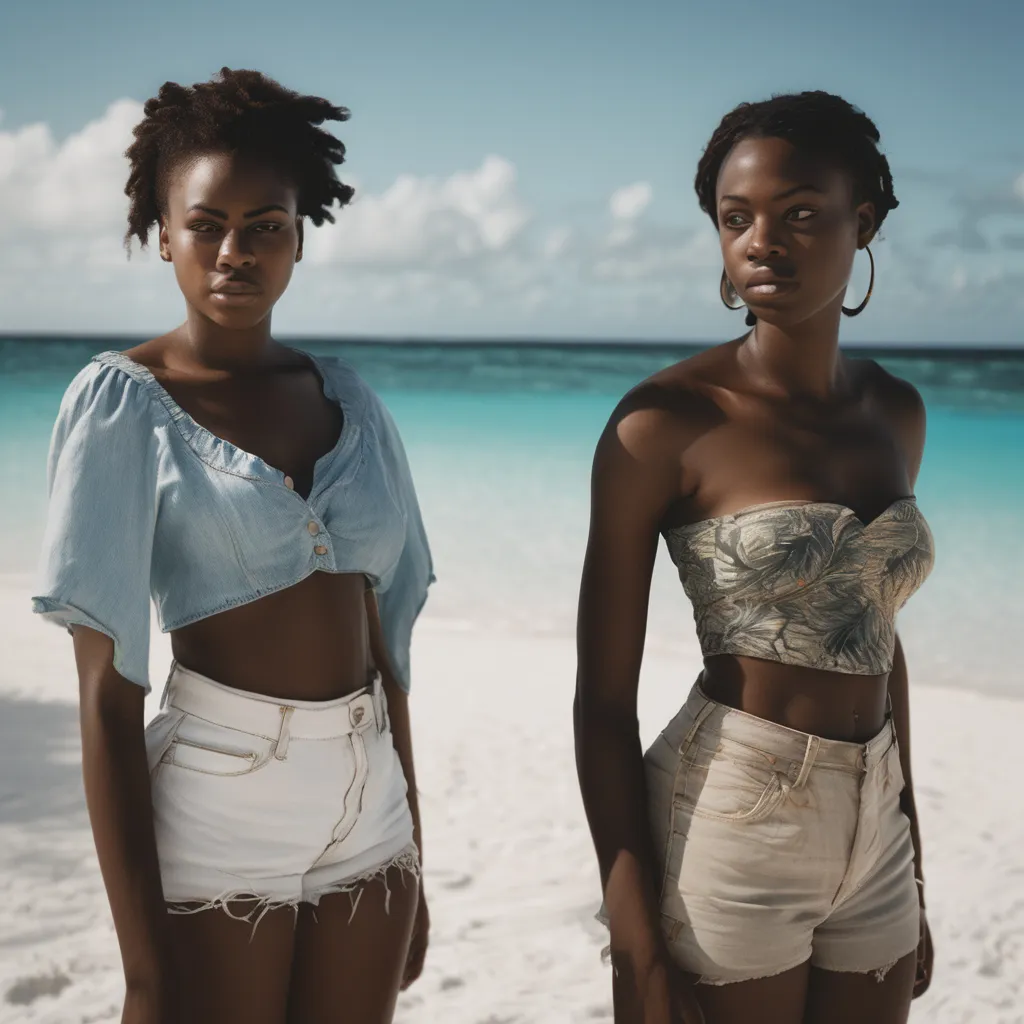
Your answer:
[1,0,1021,344]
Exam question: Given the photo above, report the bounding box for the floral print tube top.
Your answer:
[663,498,935,675]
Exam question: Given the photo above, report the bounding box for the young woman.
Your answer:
[32,69,434,1024]
[575,92,934,1024]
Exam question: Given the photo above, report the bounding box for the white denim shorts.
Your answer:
[144,662,418,924]
[600,682,920,985]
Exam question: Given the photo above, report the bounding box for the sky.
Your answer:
[0,0,1022,345]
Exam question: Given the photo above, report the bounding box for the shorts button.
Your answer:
[307,521,320,536]
[284,475,295,490]
[314,545,328,556]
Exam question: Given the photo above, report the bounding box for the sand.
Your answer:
[0,575,1021,1023]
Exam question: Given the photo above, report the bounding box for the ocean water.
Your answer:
[2,337,1022,698]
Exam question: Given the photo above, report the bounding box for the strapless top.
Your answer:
[663,498,934,675]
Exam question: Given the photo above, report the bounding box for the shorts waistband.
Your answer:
[682,681,895,773]
[161,661,384,741]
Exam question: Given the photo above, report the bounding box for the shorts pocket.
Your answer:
[677,738,787,824]
[161,715,274,777]
[144,708,187,776]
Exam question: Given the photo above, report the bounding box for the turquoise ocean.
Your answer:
[2,337,1021,699]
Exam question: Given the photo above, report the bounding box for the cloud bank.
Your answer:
[0,101,1021,342]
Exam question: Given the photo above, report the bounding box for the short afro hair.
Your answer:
[694,90,899,231]
[124,67,354,250]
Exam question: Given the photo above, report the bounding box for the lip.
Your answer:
[744,267,797,296]
[746,280,798,296]
[211,281,261,295]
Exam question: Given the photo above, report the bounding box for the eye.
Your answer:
[722,212,749,229]
[188,222,221,233]
[251,222,283,233]
[788,207,817,222]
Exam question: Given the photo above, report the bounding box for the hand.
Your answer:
[401,886,429,990]
[613,946,705,1024]
[913,904,933,999]
[644,955,705,1024]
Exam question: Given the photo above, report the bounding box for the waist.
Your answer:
[169,570,372,700]
[160,661,386,740]
[681,680,896,772]
[699,656,890,742]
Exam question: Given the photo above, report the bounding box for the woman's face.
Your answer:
[159,151,302,330]
[716,136,875,328]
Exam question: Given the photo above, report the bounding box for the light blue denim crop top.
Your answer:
[31,350,434,694]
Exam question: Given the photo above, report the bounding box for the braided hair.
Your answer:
[694,91,899,230]
[124,68,354,249]
[695,91,898,325]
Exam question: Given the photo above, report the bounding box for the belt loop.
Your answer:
[793,734,820,789]
[275,706,295,760]
[159,660,177,711]
[373,672,386,735]
[679,699,716,753]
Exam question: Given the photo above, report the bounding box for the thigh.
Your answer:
[165,902,297,1024]
[693,961,811,1024]
[803,951,916,1024]
[287,866,419,1024]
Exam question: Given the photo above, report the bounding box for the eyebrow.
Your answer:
[719,184,826,205]
[187,204,290,218]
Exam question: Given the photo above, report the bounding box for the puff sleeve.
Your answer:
[368,394,434,693]
[31,362,159,692]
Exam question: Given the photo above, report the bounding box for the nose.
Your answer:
[745,217,788,261]
[216,228,255,270]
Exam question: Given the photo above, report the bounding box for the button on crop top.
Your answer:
[664,499,934,675]
[31,350,434,694]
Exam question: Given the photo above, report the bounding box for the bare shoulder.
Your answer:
[854,357,926,430]
[598,344,732,467]
[852,357,927,479]
[120,332,181,374]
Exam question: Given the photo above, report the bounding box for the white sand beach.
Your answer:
[0,574,1021,1024]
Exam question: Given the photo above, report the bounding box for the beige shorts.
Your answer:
[602,682,920,985]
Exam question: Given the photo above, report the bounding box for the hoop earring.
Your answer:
[721,270,756,327]
[842,245,875,317]
[720,270,744,311]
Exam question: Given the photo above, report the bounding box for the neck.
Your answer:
[177,306,280,372]
[739,299,847,401]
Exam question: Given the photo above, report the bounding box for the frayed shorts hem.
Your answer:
[166,843,420,936]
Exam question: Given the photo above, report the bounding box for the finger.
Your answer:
[401,937,428,990]
[673,991,706,1024]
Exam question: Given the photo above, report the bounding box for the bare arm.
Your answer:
[888,634,924,895]
[574,394,688,971]
[365,591,422,862]
[883,370,929,897]
[365,589,428,988]
[73,626,173,1001]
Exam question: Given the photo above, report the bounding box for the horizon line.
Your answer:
[2,332,1023,360]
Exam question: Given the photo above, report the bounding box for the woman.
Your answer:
[32,69,434,1024]
[574,92,934,1024]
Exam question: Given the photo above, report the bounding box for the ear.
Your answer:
[158,218,172,262]
[295,218,304,263]
[855,201,877,249]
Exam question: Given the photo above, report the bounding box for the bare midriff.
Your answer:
[699,655,890,743]
[170,570,373,702]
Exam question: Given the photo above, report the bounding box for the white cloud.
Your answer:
[609,181,652,221]
[541,226,571,260]
[306,155,531,268]
[0,100,142,236]
[0,103,1020,342]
